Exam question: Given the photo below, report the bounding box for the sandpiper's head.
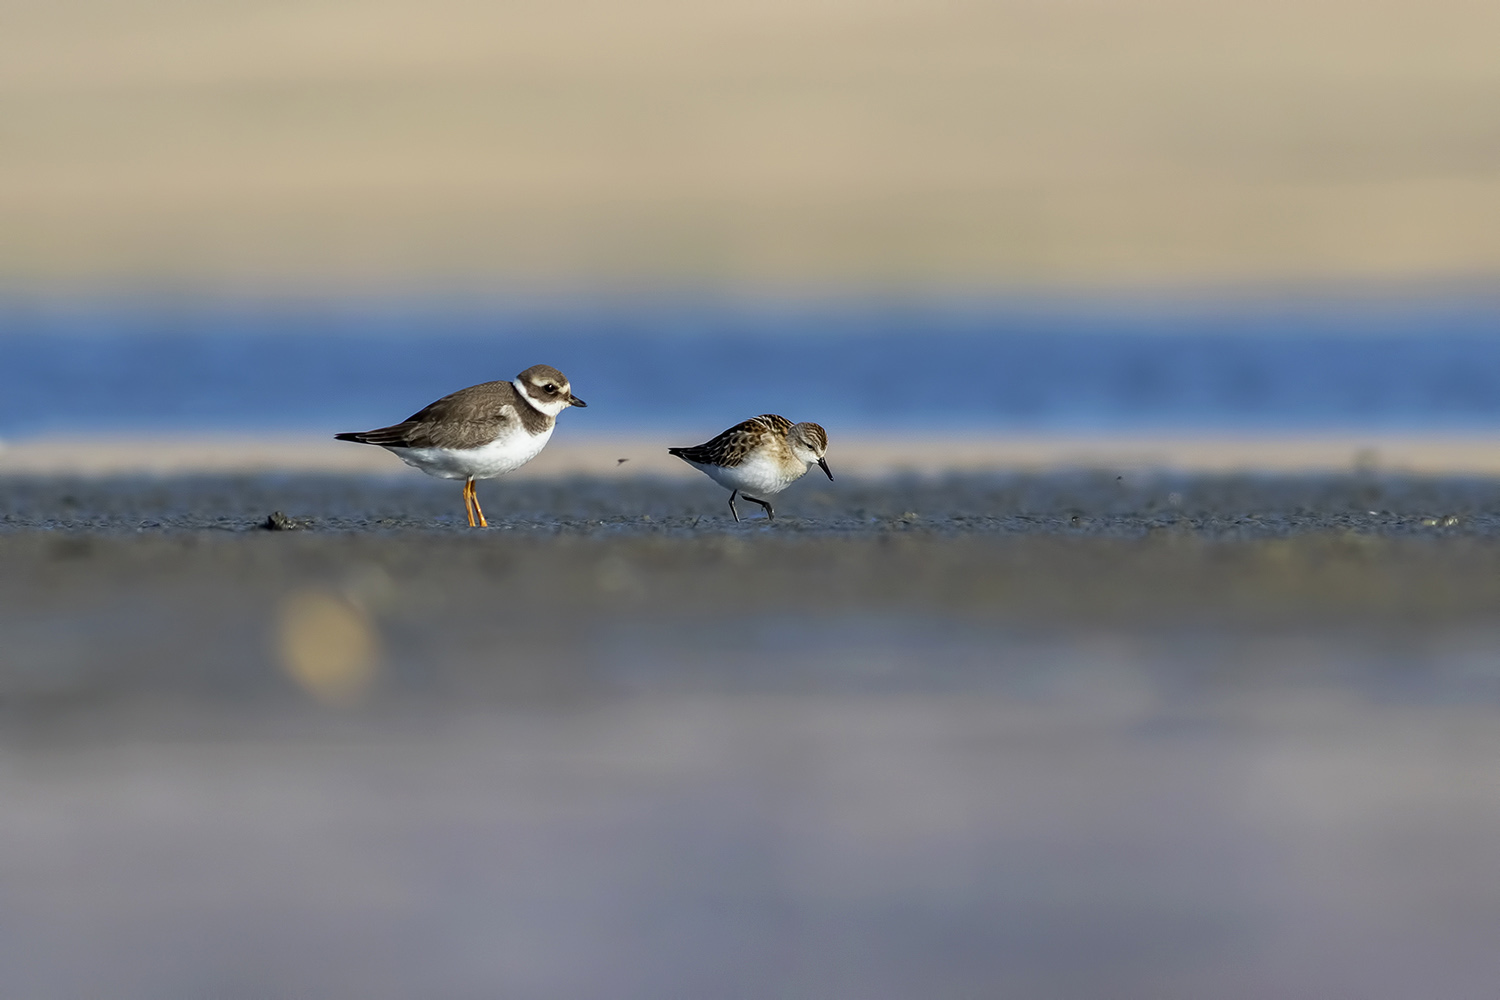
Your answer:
[788,421,833,480]
[515,364,587,415]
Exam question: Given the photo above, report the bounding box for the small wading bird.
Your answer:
[336,365,586,527]
[669,414,832,522]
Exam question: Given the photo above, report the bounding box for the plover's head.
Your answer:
[515,364,587,416]
[788,422,833,480]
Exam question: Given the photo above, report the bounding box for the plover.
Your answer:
[669,414,832,522]
[336,364,586,527]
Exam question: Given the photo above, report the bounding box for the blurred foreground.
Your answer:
[3,472,1500,997]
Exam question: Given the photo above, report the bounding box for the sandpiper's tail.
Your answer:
[668,444,713,463]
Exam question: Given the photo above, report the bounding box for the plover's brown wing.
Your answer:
[336,381,533,449]
[668,416,778,467]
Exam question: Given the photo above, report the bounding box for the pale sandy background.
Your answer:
[5,0,1500,291]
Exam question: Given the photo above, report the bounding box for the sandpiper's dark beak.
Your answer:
[568,394,588,407]
[818,457,833,480]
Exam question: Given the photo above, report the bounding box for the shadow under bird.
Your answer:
[669,414,832,522]
[335,364,586,527]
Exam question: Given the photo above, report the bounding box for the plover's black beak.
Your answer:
[568,394,588,407]
[818,457,833,480]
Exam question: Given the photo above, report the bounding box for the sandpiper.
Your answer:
[336,364,586,527]
[669,414,832,522]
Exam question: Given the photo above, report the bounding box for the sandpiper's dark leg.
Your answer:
[742,494,775,520]
[727,490,741,523]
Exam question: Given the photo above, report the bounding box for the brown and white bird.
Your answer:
[669,414,832,522]
[336,364,586,527]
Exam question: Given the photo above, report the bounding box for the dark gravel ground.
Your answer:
[4,472,1500,999]
[3,468,1499,538]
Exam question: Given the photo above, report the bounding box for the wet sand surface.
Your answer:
[5,471,1500,998]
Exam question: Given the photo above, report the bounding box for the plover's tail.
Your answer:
[336,425,410,446]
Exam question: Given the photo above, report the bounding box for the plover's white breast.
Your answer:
[387,422,555,481]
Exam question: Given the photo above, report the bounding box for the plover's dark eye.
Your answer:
[544,383,557,393]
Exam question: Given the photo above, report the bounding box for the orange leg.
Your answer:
[471,480,488,527]
[462,478,477,527]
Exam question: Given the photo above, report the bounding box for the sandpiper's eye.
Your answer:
[544,383,557,393]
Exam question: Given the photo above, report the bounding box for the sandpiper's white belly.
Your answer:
[693,452,806,495]
[385,424,555,480]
